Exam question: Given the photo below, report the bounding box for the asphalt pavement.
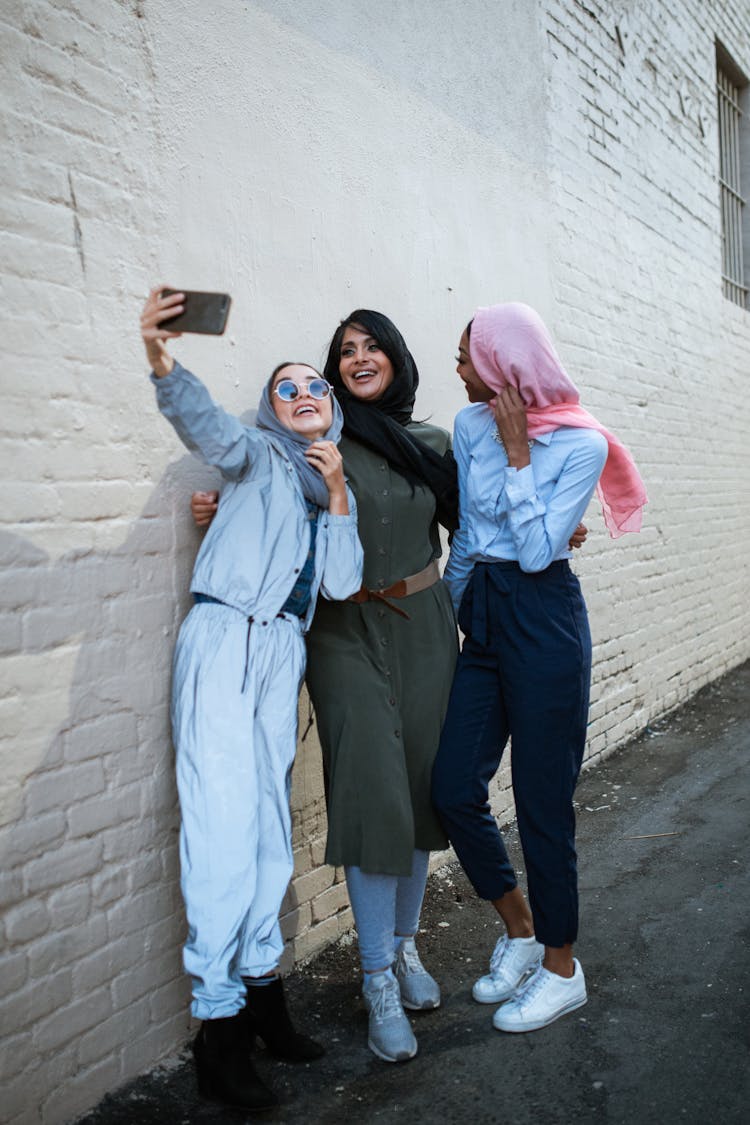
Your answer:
[77,660,750,1125]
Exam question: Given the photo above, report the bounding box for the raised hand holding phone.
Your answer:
[159,290,231,336]
[140,287,232,379]
[140,286,184,378]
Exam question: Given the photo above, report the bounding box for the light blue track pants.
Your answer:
[171,602,305,1020]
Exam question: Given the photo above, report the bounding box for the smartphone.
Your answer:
[160,289,232,335]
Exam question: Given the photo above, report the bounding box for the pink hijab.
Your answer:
[469,302,647,537]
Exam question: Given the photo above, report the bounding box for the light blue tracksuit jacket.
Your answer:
[154,361,363,1019]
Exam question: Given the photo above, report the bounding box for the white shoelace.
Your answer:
[489,936,540,979]
[511,965,547,1010]
[397,943,425,976]
[368,979,404,1022]
[489,937,511,973]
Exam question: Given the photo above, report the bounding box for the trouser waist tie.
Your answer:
[470,562,515,647]
[193,593,255,693]
[469,561,571,647]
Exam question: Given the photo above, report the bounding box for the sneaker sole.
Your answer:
[401,997,441,1011]
[367,1037,418,1063]
[493,993,588,1033]
[472,984,519,1005]
[472,964,541,1005]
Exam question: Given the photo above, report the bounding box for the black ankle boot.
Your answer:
[242,976,325,1061]
[193,1012,278,1111]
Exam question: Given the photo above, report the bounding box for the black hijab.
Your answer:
[323,310,459,531]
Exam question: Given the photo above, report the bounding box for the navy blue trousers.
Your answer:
[431,561,591,948]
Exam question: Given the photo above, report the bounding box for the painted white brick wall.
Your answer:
[542,0,750,764]
[1,2,748,1122]
[1,4,191,1123]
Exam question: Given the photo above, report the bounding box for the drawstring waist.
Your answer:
[193,593,300,693]
[347,559,441,621]
[467,560,571,646]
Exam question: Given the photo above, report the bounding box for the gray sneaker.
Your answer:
[393,938,441,1010]
[362,969,418,1062]
[472,934,544,1004]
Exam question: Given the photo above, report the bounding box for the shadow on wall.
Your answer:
[0,451,326,1115]
[248,0,545,157]
[1,461,194,1106]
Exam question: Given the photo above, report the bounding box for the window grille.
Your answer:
[717,51,748,309]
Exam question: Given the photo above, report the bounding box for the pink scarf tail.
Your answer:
[525,403,647,538]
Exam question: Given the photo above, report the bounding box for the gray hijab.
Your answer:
[256,376,344,509]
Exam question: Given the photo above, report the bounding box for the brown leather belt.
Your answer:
[347,559,441,620]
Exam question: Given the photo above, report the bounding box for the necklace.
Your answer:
[492,428,534,454]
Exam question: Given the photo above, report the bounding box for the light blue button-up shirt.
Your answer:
[443,402,608,612]
[153,362,363,631]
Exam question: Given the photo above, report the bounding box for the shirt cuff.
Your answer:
[149,359,185,388]
[503,463,536,506]
[323,511,357,527]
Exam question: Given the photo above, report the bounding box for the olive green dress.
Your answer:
[305,426,459,876]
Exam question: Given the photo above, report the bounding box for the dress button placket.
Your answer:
[376,461,392,592]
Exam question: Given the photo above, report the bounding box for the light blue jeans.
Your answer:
[345,849,431,972]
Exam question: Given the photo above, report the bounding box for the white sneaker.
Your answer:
[362,969,418,1062]
[492,959,587,1032]
[393,938,441,1011]
[472,935,544,1004]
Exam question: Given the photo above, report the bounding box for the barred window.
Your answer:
[716,43,749,309]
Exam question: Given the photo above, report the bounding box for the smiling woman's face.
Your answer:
[338,325,395,401]
[456,328,493,403]
[270,364,333,440]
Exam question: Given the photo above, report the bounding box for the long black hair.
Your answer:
[324,309,458,531]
